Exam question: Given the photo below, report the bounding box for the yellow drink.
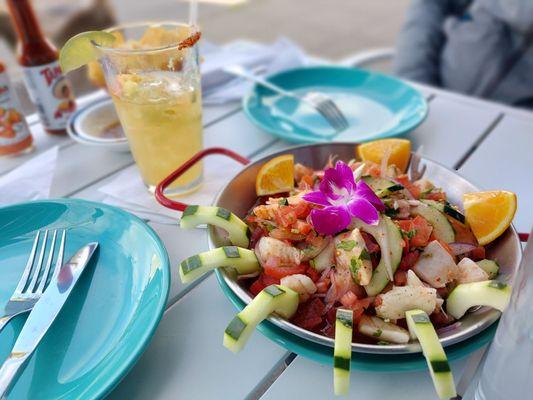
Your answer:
[111,71,203,192]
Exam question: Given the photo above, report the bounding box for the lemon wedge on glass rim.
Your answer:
[59,31,116,73]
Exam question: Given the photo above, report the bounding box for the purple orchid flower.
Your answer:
[302,161,385,236]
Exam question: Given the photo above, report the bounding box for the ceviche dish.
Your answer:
[177,139,518,399]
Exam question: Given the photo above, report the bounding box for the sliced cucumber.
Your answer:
[422,200,466,224]
[179,246,259,284]
[353,215,403,296]
[180,205,250,248]
[412,202,455,243]
[223,284,298,353]
[362,176,404,198]
[446,280,511,319]
[476,259,499,279]
[334,308,353,396]
[406,310,456,400]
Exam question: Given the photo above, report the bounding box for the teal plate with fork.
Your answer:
[0,199,170,399]
[242,66,428,143]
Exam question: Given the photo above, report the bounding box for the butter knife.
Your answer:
[0,242,98,398]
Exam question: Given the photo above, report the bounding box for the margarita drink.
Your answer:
[98,23,203,194]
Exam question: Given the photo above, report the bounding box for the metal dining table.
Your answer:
[1,53,532,400]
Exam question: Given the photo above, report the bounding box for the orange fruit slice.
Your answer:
[256,154,294,196]
[463,191,517,246]
[357,139,411,172]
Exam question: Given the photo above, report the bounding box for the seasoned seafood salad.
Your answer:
[243,156,499,344]
[177,139,516,398]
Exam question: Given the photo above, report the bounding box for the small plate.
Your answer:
[67,97,130,152]
[0,199,170,399]
[242,66,428,143]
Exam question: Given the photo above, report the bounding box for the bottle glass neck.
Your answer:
[7,0,44,45]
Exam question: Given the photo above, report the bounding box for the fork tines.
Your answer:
[17,230,66,296]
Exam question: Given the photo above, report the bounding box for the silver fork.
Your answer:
[223,65,349,134]
[0,230,66,333]
[409,145,427,181]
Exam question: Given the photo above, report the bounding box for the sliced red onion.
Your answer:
[436,321,461,335]
[449,242,477,255]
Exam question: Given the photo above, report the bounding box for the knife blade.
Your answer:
[0,242,98,398]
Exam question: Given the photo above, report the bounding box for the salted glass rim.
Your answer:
[93,21,200,55]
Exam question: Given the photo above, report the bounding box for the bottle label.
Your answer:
[0,71,32,150]
[22,61,76,131]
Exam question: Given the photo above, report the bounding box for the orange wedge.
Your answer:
[256,154,294,196]
[463,191,517,246]
[357,138,411,172]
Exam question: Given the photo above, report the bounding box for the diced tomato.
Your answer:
[292,201,311,219]
[394,270,408,286]
[249,274,280,296]
[399,250,420,270]
[326,306,337,324]
[291,298,325,330]
[299,175,315,189]
[294,220,312,235]
[366,162,381,177]
[249,226,267,248]
[424,191,447,201]
[469,246,486,261]
[436,286,449,299]
[411,215,433,247]
[360,231,380,253]
[273,207,297,228]
[306,265,321,282]
[402,235,410,254]
[396,174,421,198]
[448,218,478,245]
[264,262,306,280]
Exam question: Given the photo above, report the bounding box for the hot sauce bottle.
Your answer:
[7,0,76,135]
[0,61,33,156]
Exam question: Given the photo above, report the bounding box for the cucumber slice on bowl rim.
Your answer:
[223,284,298,353]
[334,308,353,396]
[446,280,512,320]
[180,205,250,248]
[406,310,456,400]
[179,246,259,284]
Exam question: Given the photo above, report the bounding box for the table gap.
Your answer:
[453,113,504,170]
[245,352,298,400]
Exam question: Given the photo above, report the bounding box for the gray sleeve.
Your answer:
[393,0,451,85]
[440,7,512,96]
[474,0,533,34]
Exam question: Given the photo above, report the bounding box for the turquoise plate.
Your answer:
[215,270,496,372]
[242,66,428,143]
[0,199,170,399]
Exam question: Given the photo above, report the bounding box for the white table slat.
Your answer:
[262,355,467,400]
[107,274,289,400]
[459,114,533,233]
[406,96,500,168]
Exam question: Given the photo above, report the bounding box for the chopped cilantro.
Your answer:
[337,240,357,251]
[405,229,417,239]
[350,258,361,283]
[372,329,383,337]
[360,248,371,260]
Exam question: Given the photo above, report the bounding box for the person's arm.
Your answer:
[475,0,533,35]
[393,0,451,85]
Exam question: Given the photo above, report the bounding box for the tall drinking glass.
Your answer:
[95,22,203,195]
[474,229,533,399]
